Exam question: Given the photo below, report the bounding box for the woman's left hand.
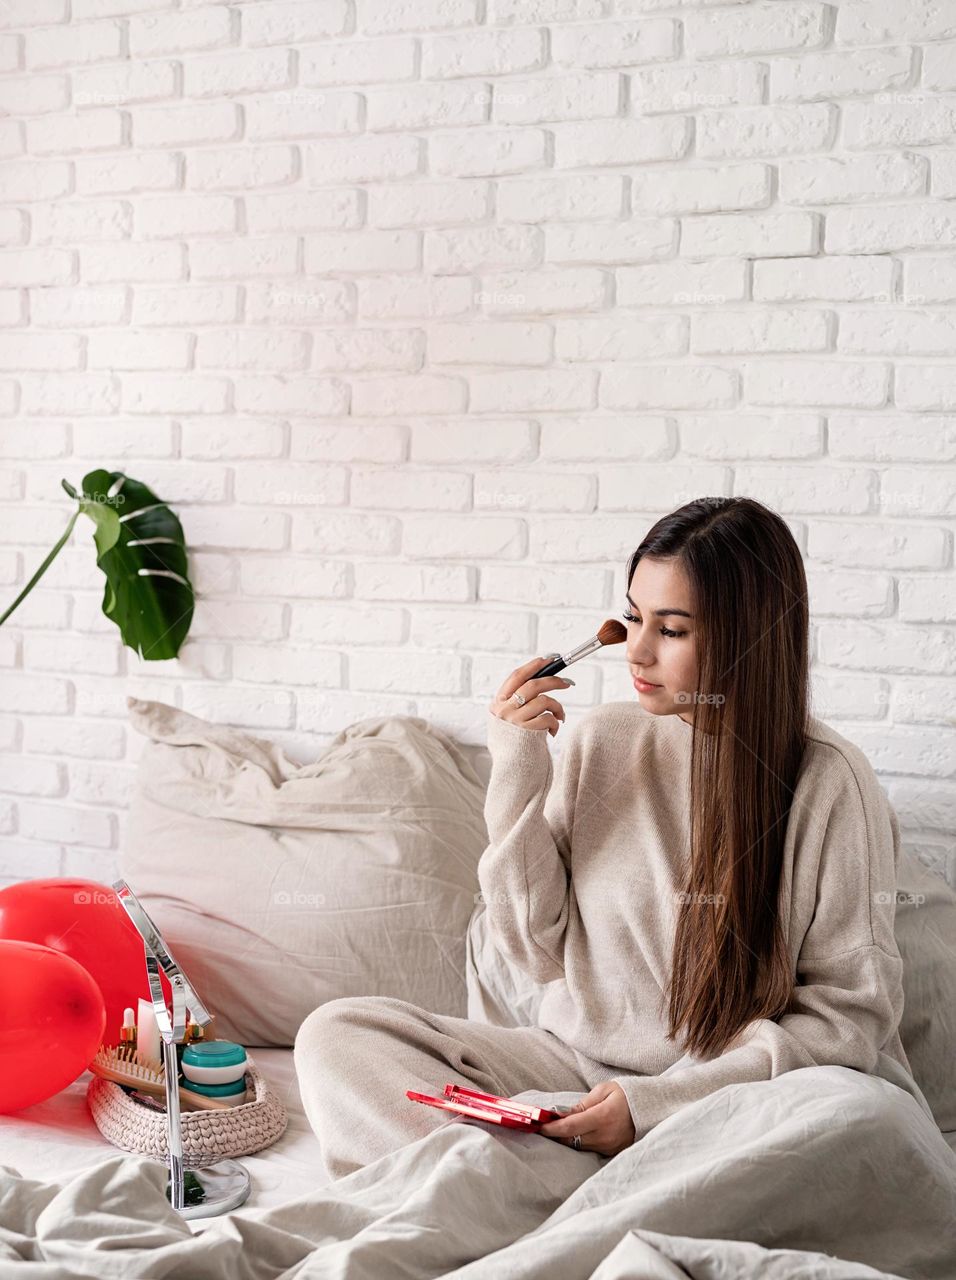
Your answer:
[537,1081,635,1156]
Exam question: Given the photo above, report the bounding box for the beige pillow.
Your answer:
[122,699,489,1047]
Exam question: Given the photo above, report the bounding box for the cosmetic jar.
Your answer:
[181,1040,248,1085]
[181,1076,248,1099]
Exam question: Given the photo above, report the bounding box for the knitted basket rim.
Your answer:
[87,1055,288,1169]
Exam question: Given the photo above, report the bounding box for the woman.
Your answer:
[296,496,933,1179]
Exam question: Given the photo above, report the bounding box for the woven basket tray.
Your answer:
[87,1056,288,1168]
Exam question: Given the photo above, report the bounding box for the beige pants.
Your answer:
[293,994,618,1181]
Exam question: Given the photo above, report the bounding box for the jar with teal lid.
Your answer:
[181,1040,248,1086]
[180,1075,248,1098]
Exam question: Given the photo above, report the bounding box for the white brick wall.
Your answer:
[1,1,954,891]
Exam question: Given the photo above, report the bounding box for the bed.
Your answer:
[5,1044,955,1206]
[1,1051,955,1277]
[2,704,955,1276]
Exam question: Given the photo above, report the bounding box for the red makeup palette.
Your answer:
[406,1083,561,1131]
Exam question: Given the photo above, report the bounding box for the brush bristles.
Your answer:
[92,1043,165,1082]
[598,618,627,646]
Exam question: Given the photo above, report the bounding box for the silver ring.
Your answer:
[570,1134,582,1151]
[511,691,526,707]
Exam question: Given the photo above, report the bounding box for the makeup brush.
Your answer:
[531,618,627,680]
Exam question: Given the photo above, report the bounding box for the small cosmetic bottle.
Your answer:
[119,1007,137,1052]
[176,1015,205,1070]
[185,1016,205,1044]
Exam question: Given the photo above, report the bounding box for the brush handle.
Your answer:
[533,658,567,678]
[128,1084,246,1113]
[532,654,568,678]
[535,633,605,679]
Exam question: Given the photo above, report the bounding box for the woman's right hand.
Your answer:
[490,656,574,737]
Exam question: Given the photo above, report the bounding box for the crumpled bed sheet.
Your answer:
[1,1065,955,1280]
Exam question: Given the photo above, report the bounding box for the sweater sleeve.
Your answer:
[476,708,584,984]
[609,757,908,1142]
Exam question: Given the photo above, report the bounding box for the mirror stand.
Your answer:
[112,878,251,1220]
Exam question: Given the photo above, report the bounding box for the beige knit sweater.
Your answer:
[479,701,934,1141]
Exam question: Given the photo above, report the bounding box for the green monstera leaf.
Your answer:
[1,469,194,661]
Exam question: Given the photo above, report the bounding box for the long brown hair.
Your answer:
[627,497,811,1059]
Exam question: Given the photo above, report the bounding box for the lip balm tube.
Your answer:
[137,997,162,1063]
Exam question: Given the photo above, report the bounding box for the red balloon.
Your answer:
[0,879,169,1048]
[0,939,106,1112]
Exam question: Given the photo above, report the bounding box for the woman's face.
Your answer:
[624,556,699,724]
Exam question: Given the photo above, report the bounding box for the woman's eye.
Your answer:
[621,611,685,639]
